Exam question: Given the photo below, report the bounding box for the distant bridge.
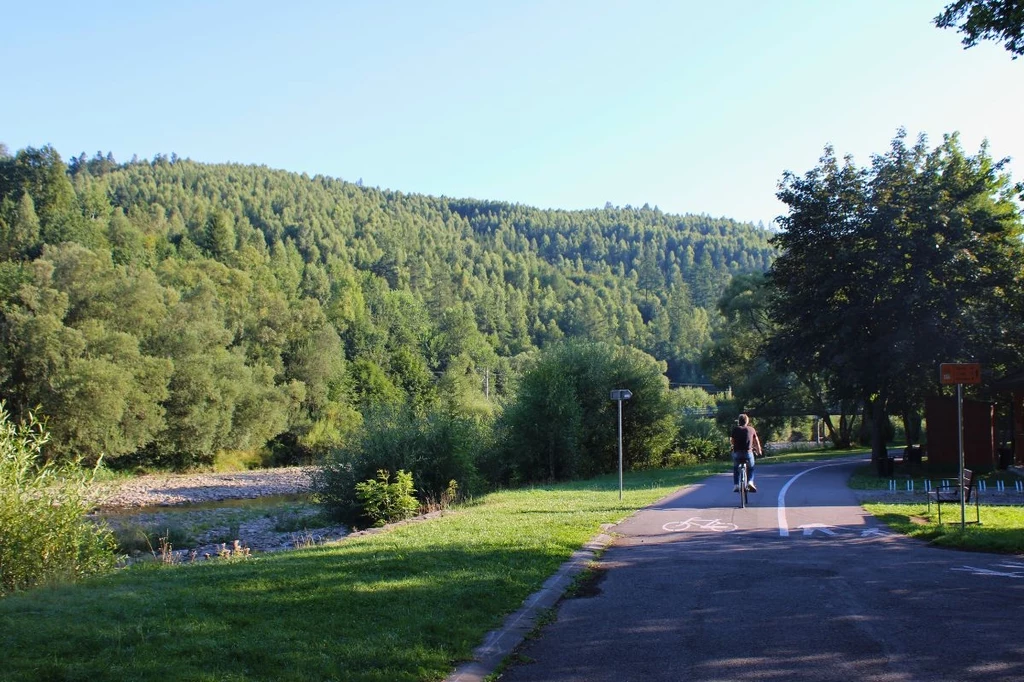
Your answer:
[682,406,859,418]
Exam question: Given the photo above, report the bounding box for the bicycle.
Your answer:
[737,458,748,508]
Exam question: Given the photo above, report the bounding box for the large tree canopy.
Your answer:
[768,130,1024,459]
[0,144,773,468]
[936,0,1024,58]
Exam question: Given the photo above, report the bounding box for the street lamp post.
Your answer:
[610,389,633,500]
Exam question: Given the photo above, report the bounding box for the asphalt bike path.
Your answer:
[497,458,1024,682]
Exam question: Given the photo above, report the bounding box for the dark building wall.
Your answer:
[925,396,995,470]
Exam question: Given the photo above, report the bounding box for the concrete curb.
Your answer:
[445,524,617,682]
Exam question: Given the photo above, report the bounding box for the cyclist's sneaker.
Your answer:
[733,485,740,492]
[746,482,757,493]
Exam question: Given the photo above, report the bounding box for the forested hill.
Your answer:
[0,146,774,468]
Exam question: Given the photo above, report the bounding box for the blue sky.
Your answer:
[2,1,1021,226]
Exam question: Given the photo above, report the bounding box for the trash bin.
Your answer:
[998,447,1013,470]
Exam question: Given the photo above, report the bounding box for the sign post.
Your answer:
[610,389,632,500]
[939,363,981,530]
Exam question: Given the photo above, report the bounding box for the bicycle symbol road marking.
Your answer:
[662,517,738,533]
[951,562,1024,579]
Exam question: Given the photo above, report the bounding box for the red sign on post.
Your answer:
[939,363,981,385]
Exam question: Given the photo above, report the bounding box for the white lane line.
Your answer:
[777,462,849,537]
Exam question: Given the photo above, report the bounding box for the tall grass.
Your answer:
[0,405,117,596]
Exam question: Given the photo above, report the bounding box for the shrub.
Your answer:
[491,341,676,484]
[0,404,117,596]
[671,386,718,412]
[295,401,365,462]
[682,435,724,462]
[665,451,699,467]
[311,403,485,523]
[310,455,362,523]
[355,469,419,526]
[213,448,268,472]
[423,479,460,513]
[676,416,728,462]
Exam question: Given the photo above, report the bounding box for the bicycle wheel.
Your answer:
[662,521,693,532]
[739,462,747,508]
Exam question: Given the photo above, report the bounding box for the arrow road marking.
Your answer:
[785,525,892,539]
[777,462,848,537]
[997,562,1024,570]
[951,565,1024,578]
[799,523,838,536]
[860,528,892,537]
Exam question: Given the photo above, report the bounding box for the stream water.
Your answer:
[94,493,314,517]
[91,493,347,557]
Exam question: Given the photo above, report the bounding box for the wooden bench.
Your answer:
[927,468,980,525]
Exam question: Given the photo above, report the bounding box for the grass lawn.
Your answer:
[0,466,716,682]
[4,454,1020,681]
[850,462,1024,554]
[862,502,1024,553]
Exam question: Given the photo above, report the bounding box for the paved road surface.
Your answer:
[498,459,1024,681]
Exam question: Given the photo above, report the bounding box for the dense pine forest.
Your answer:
[0,145,774,469]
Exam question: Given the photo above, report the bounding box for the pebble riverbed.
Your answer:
[91,466,319,508]
[89,467,352,559]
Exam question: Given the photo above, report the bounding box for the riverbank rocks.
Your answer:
[98,507,351,560]
[91,466,317,508]
[89,466,350,557]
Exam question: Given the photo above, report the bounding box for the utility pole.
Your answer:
[610,389,633,500]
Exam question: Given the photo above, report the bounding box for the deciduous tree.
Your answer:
[769,130,1024,460]
[936,0,1024,58]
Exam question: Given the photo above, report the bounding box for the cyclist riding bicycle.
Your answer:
[731,413,761,493]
